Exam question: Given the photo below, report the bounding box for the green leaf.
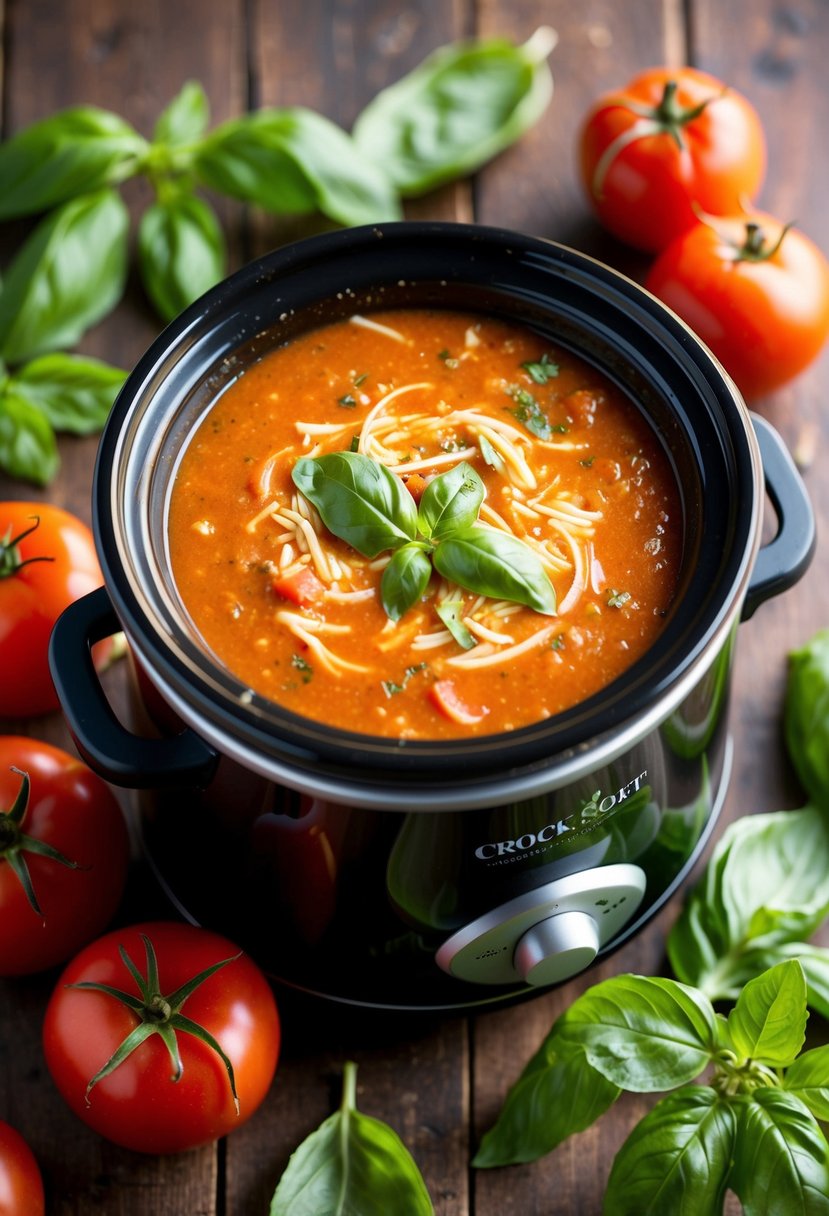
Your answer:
[138,192,226,322]
[9,353,126,434]
[417,461,484,539]
[730,1089,829,1215]
[153,81,210,146]
[785,1047,829,1122]
[727,960,808,1067]
[0,190,129,363]
[352,27,556,196]
[292,451,417,557]
[786,630,829,811]
[556,974,718,1091]
[473,1036,620,1167]
[270,1061,433,1216]
[0,389,59,484]
[0,106,146,220]
[381,544,432,621]
[195,107,401,227]
[433,526,556,615]
[435,599,477,650]
[604,1086,736,1216]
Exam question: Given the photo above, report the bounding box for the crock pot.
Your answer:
[50,222,815,1011]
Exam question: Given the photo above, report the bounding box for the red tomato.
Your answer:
[0,737,130,975]
[43,921,280,1154]
[0,1121,44,1216]
[645,211,829,400]
[0,502,108,718]
[578,67,766,252]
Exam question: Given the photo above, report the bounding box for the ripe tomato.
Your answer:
[43,921,280,1154]
[578,67,766,252]
[0,1121,44,1216]
[0,737,129,975]
[0,502,108,718]
[645,211,829,400]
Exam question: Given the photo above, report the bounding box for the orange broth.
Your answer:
[168,309,682,739]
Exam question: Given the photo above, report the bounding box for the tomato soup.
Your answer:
[168,310,682,739]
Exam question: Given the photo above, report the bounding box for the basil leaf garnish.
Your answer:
[433,526,556,616]
[292,451,417,557]
[381,544,432,621]
[417,460,484,539]
[436,600,477,650]
[726,959,807,1068]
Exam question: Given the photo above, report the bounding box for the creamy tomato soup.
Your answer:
[168,309,682,739]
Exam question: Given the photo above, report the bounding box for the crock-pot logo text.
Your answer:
[474,771,648,865]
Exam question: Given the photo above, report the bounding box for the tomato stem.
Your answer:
[0,517,56,580]
[734,219,793,263]
[0,767,81,917]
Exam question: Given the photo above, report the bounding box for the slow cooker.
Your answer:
[49,222,815,1011]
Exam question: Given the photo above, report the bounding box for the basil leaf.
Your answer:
[352,27,556,196]
[292,451,417,557]
[604,1087,736,1216]
[473,1036,619,1167]
[0,106,146,220]
[417,461,484,539]
[727,959,808,1067]
[786,630,829,812]
[381,544,432,621]
[195,107,401,227]
[556,974,717,1091]
[153,81,209,146]
[785,1046,829,1122]
[433,526,556,615]
[0,389,59,484]
[270,1061,433,1216]
[435,599,477,650]
[730,1089,829,1216]
[0,190,129,364]
[9,353,125,434]
[138,192,226,321]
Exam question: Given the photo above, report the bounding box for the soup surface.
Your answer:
[168,309,682,739]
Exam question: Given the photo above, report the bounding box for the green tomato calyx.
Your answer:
[0,516,55,580]
[0,767,80,917]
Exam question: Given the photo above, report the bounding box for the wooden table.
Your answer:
[1,1,827,1212]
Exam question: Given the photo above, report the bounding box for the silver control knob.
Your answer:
[514,910,600,987]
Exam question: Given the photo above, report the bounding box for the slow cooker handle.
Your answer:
[49,585,220,789]
[742,413,816,620]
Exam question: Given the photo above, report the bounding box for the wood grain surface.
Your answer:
[1,1,827,1212]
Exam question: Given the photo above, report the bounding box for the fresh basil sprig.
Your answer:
[291,452,556,621]
[475,960,829,1215]
[270,1060,433,1216]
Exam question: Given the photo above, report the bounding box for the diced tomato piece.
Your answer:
[271,566,325,606]
[428,678,488,725]
[403,472,427,502]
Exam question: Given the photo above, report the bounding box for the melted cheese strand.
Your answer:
[349,314,410,343]
[447,623,556,670]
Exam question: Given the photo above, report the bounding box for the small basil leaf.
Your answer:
[785,1046,829,1122]
[433,525,555,615]
[381,544,432,621]
[0,389,59,484]
[0,106,146,220]
[195,107,401,227]
[730,1089,829,1216]
[153,81,209,146]
[435,600,477,650]
[352,27,556,196]
[786,630,829,812]
[0,189,129,364]
[292,451,417,557]
[556,974,718,1091]
[417,461,484,539]
[473,1036,619,1167]
[8,354,125,434]
[270,1061,433,1216]
[604,1086,736,1216]
[727,959,807,1067]
[138,192,226,321]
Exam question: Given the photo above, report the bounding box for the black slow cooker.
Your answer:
[50,223,814,1011]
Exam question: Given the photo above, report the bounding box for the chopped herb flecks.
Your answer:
[291,653,314,682]
[381,662,429,698]
[438,348,460,369]
[338,393,357,408]
[521,352,559,384]
[607,589,631,609]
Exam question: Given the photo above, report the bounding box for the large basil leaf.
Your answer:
[473,1036,620,1167]
[152,81,209,146]
[352,28,556,196]
[0,106,146,220]
[0,190,129,364]
[270,1061,433,1216]
[195,107,400,227]
[8,353,125,434]
[381,543,432,621]
[730,1089,829,1215]
[726,959,807,1067]
[433,526,556,615]
[604,1087,736,1216]
[556,975,717,1091]
[785,1046,829,1122]
[138,192,226,321]
[0,389,59,484]
[417,461,483,539]
[785,630,829,811]
[292,451,417,557]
